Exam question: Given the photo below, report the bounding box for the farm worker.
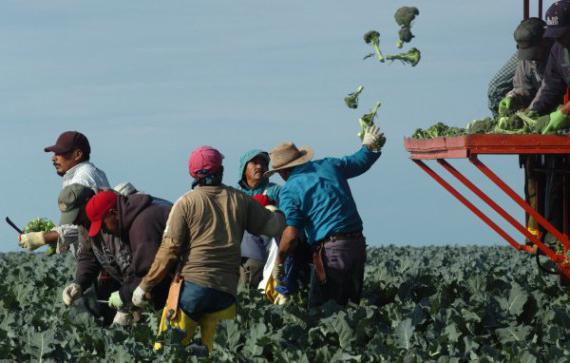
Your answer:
[131,146,285,351]
[495,18,553,243]
[499,18,552,115]
[524,1,570,243]
[62,187,172,326]
[268,125,385,308]
[18,131,110,254]
[529,0,570,132]
[237,149,281,288]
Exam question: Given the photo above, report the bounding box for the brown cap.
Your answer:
[44,131,91,155]
[264,142,314,177]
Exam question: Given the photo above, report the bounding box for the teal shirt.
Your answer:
[279,146,381,245]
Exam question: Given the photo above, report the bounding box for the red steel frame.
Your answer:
[404,135,570,279]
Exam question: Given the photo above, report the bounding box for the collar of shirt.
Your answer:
[62,161,90,182]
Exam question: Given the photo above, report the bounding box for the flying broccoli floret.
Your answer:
[358,101,381,140]
[394,6,419,48]
[385,47,421,67]
[397,27,414,48]
[344,85,364,109]
[363,30,385,62]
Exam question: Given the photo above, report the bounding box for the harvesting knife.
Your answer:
[97,299,109,304]
[5,217,23,234]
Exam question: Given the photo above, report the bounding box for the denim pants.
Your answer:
[178,280,235,321]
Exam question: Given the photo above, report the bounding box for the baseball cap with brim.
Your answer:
[514,18,547,60]
[544,0,570,38]
[85,190,118,237]
[58,184,95,225]
[44,131,91,155]
[264,142,314,177]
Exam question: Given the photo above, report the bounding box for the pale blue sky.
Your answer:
[0,1,551,251]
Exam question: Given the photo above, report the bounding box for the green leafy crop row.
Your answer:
[1,246,569,362]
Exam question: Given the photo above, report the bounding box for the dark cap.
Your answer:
[545,0,570,38]
[58,184,95,225]
[514,18,547,60]
[44,131,91,155]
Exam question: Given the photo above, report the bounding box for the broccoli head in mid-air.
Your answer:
[344,85,364,109]
[363,30,385,62]
[385,47,421,67]
[394,6,419,48]
[358,101,381,139]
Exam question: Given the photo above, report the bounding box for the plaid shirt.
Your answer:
[488,53,519,116]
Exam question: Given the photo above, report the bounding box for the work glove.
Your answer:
[272,263,284,286]
[62,283,82,306]
[18,232,46,251]
[498,96,513,116]
[274,293,289,305]
[112,311,132,326]
[362,125,386,152]
[108,291,124,309]
[542,109,570,134]
[131,286,148,307]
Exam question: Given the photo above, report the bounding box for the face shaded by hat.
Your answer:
[58,184,95,225]
[85,190,118,237]
[514,17,548,61]
[44,131,91,156]
[265,142,314,177]
[544,0,570,39]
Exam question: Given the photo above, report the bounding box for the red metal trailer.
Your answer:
[404,135,570,279]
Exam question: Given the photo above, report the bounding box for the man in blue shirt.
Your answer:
[267,125,385,307]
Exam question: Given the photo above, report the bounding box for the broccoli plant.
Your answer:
[385,47,421,67]
[344,85,364,109]
[358,101,381,140]
[363,30,385,62]
[394,6,420,48]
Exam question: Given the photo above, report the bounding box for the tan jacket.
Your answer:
[140,185,284,297]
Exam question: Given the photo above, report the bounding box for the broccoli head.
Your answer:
[358,101,381,139]
[363,30,385,62]
[344,85,364,109]
[394,6,419,27]
[395,6,419,48]
[385,47,421,67]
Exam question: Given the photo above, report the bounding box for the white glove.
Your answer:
[274,293,289,305]
[62,283,82,306]
[362,125,386,152]
[132,286,148,307]
[265,205,278,213]
[18,232,46,251]
[112,311,132,326]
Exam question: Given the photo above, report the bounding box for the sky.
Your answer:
[0,0,554,251]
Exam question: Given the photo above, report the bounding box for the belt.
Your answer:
[316,231,363,245]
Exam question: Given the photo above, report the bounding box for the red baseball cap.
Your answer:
[85,191,118,237]
[188,146,224,179]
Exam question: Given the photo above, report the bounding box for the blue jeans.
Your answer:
[178,281,235,321]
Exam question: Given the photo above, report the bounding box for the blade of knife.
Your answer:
[5,217,23,234]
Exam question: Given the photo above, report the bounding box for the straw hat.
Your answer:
[265,142,314,176]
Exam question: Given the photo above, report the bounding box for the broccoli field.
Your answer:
[2,246,570,362]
